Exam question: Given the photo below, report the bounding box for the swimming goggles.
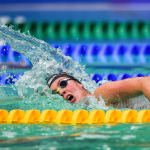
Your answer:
[52,79,73,94]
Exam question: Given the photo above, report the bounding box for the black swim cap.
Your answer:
[46,72,81,88]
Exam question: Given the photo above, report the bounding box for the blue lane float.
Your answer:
[138,44,150,63]
[90,45,101,56]
[131,73,145,77]
[103,45,114,55]
[102,73,117,81]
[62,44,75,56]
[92,73,102,83]
[97,45,115,63]
[12,51,22,62]
[0,45,11,63]
[51,44,62,50]
[117,73,131,80]
[0,73,23,85]
[73,44,88,62]
[140,45,150,55]
[0,73,16,85]
[0,44,32,67]
[109,45,128,64]
[113,45,128,57]
[116,45,128,55]
[86,44,101,62]
[129,45,141,55]
[0,72,148,85]
[1,44,150,65]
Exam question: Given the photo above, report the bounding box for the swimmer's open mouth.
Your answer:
[67,94,75,103]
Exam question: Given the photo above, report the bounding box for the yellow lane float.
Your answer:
[7,109,25,123]
[86,110,105,124]
[0,109,150,124]
[54,110,72,124]
[71,110,89,125]
[39,110,57,123]
[23,110,40,123]
[0,110,9,122]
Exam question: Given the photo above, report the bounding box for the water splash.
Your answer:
[0,25,149,111]
[0,24,109,111]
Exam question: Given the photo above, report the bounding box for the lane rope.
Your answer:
[0,109,150,124]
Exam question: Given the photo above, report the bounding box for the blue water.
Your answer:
[1,25,150,150]
[0,24,150,110]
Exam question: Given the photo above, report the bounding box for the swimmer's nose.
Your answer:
[59,88,66,98]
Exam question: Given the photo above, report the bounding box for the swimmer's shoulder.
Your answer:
[94,82,110,100]
[93,81,120,105]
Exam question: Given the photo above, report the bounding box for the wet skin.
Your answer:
[50,76,150,108]
[50,77,91,103]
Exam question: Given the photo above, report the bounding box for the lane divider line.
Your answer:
[0,109,150,124]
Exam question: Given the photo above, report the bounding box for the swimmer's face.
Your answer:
[50,77,90,103]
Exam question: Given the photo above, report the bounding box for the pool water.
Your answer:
[0,123,150,149]
[0,67,150,150]
[0,25,150,149]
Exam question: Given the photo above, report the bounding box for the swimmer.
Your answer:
[46,72,150,108]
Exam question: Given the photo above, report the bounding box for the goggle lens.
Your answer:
[52,79,73,94]
[60,80,68,88]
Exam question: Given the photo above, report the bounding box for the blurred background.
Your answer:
[0,0,150,84]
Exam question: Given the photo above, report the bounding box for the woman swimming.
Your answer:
[47,72,150,108]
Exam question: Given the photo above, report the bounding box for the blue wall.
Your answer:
[0,0,109,3]
[0,0,150,3]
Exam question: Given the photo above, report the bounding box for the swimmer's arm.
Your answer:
[94,77,150,105]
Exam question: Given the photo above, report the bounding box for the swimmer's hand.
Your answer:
[94,76,150,105]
